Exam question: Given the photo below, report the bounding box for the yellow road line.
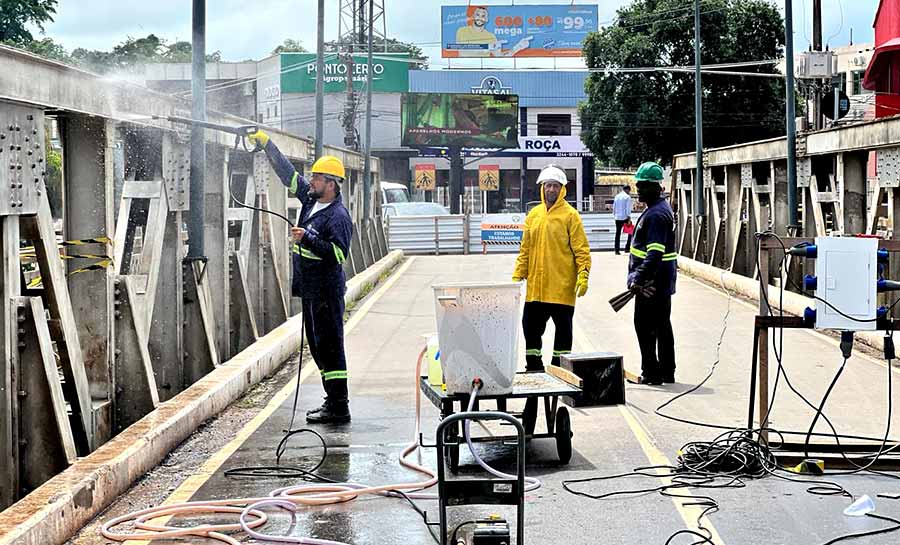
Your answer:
[574,316,726,545]
[127,256,415,543]
[618,403,727,545]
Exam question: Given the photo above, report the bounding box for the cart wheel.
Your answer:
[555,406,572,464]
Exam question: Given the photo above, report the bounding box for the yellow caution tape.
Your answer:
[26,258,112,289]
[21,253,110,261]
[20,236,112,254]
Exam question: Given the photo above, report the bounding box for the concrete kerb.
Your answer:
[0,249,405,545]
[678,256,885,352]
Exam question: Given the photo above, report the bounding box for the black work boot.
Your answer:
[306,401,351,424]
[306,399,328,416]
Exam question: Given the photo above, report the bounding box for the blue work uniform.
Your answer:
[627,197,677,381]
[263,140,353,404]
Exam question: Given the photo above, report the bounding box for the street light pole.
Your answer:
[693,0,704,221]
[315,0,325,159]
[785,0,798,227]
[188,0,206,259]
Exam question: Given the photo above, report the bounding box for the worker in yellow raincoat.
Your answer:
[513,165,592,373]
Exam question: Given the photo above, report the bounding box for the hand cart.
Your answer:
[420,371,581,473]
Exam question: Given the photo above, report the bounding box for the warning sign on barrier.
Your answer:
[481,213,525,245]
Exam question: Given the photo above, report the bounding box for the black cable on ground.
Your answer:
[562,232,900,545]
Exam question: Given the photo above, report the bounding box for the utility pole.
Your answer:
[337,0,387,152]
[693,0,704,220]
[362,0,374,220]
[188,0,206,259]
[811,0,823,130]
[785,0,799,227]
[315,0,325,159]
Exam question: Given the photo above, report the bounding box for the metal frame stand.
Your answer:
[436,411,525,545]
[749,237,900,469]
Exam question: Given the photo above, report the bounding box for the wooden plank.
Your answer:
[261,194,289,332]
[545,365,583,389]
[229,252,259,356]
[138,190,169,328]
[112,195,133,275]
[0,216,20,509]
[113,276,160,429]
[226,208,253,223]
[146,207,184,400]
[868,185,885,235]
[24,193,93,452]
[14,296,77,497]
[121,180,163,200]
[238,175,255,267]
[807,184,828,236]
[182,258,218,386]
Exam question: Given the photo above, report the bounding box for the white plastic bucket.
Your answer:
[432,282,522,395]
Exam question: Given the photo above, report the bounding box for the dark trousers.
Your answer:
[302,292,348,404]
[633,293,675,380]
[614,220,632,254]
[522,301,574,371]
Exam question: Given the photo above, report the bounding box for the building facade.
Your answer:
[408,70,594,213]
[864,0,900,117]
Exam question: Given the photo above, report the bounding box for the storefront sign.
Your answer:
[478,164,500,190]
[481,213,525,244]
[470,76,513,95]
[518,135,588,153]
[414,164,437,190]
[281,53,410,93]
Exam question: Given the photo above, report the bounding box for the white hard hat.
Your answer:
[537,165,567,185]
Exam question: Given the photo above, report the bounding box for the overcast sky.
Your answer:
[34,0,879,67]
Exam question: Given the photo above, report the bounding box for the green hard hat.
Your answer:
[634,162,665,182]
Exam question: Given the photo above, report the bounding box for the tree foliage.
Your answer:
[69,34,222,73]
[324,37,428,70]
[0,0,57,45]
[579,0,786,168]
[271,38,307,54]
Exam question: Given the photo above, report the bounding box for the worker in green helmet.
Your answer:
[627,162,677,385]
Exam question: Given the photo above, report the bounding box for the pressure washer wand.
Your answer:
[153,115,262,152]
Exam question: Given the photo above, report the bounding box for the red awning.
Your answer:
[864,37,900,91]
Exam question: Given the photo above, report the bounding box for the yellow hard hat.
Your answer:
[311,155,345,180]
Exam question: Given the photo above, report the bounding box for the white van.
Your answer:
[381,181,411,205]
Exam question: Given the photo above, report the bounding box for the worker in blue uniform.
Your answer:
[627,162,677,386]
[249,129,353,424]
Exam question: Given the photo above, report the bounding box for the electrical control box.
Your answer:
[814,237,877,331]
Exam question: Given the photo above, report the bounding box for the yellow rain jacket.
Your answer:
[513,184,591,307]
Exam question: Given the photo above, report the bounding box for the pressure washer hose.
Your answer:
[101,349,540,543]
[463,387,542,492]
[102,348,437,545]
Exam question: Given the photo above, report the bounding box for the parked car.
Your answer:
[380,181,411,205]
[383,202,450,217]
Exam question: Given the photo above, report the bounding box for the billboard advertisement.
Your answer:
[280,53,410,93]
[401,93,519,149]
[441,4,598,58]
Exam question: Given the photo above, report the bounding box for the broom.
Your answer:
[608,285,656,312]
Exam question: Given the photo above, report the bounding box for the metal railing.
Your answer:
[387,212,641,255]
